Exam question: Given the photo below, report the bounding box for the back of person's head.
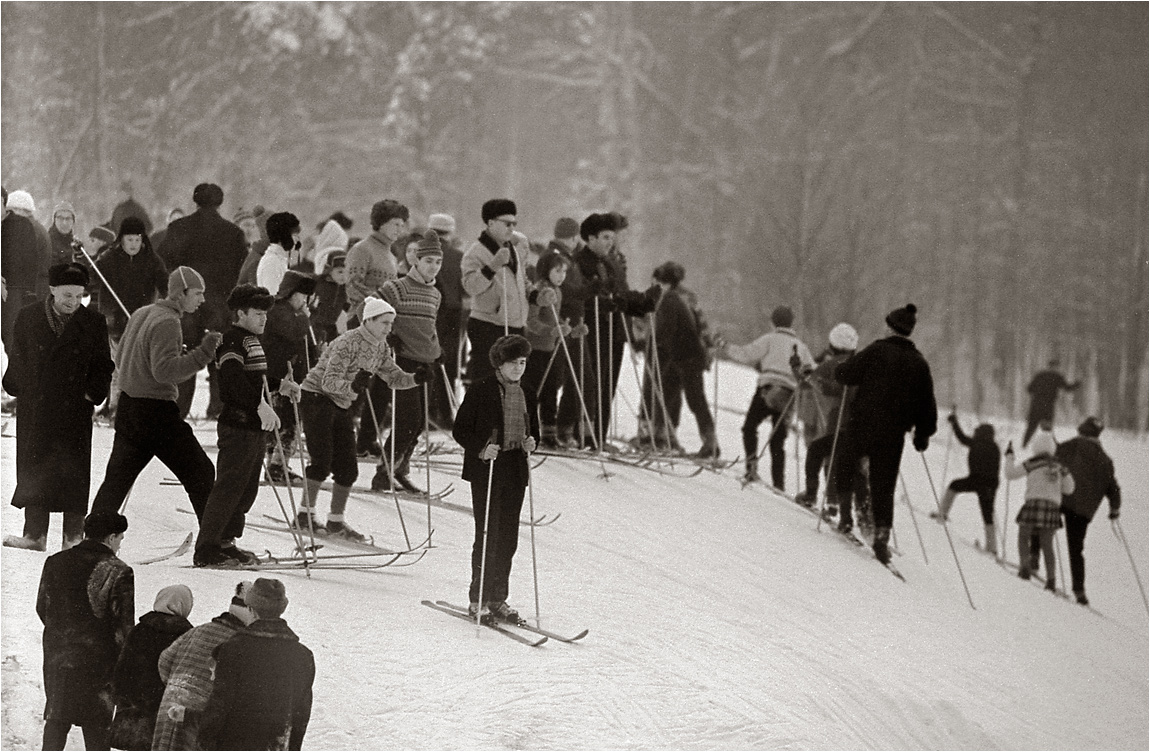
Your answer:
[973,423,995,442]
[191,183,224,209]
[265,212,300,249]
[652,261,685,288]
[771,305,793,328]
[154,584,194,619]
[245,578,289,619]
[1078,416,1104,439]
[230,580,257,624]
[83,511,128,540]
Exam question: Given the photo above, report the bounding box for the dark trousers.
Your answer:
[579,311,624,446]
[21,507,84,543]
[381,356,428,478]
[804,433,868,501]
[468,450,527,604]
[1022,407,1054,447]
[556,335,587,440]
[834,430,905,530]
[466,318,523,385]
[948,476,998,525]
[299,390,358,487]
[523,348,563,438]
[42,719,109,751]
[355,376,392,452]
[431,308,463,426]
[659,358,714,438]
[742,385,792,487]
[195,424,265,551]
[266,393,298,465]
[91,394,215,518]
[1063,509,1091,593]
[176,303,225,420]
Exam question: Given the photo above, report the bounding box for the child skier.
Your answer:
[1004,431,1074,589]
[263,270,317,485]
[311,250,349,345]
[452,335,540,622]
[522,251,575,448]
[930,413,1002,554]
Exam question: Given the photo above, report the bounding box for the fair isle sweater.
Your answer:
[116,299,214,401]
[726,326,814,390]
[380,268,442,364]
[300,325,416,410]
[346,233,399,318]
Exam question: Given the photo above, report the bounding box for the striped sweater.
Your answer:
[300,326,416,410]
[216,324,268,430]
[381,268,442,364]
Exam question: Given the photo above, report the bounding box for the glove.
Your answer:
[480,443,500,461]
[523,436,537,454]
[412,363,433,385]
[200,331,224,357]
[1109,508,1120,520]
[536,287,558,308]
[490,246,512,268]
[351,369,374,394]
[913,433,929,452]
[557,321,573,338]
[278,378,302,403]
[257,400,281,432]
[570,322,589,339]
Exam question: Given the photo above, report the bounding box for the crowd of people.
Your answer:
[0,180,1127,749]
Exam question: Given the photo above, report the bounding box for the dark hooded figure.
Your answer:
[931,414,1002,554]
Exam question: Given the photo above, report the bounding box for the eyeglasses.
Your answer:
[493,218,517,228]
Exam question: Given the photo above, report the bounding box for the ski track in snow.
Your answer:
[2,362,1147,750]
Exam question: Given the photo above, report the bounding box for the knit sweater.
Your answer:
[300,325,416,409]
[525,280,564,352]
[115,299,214,401]
[346,233,399,316]
[380,268,442,364]
[1005,453,1075,503]
[216,324,267,430]
[726,327,814,390]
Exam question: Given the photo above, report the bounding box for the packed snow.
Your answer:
[2,356,1147,750]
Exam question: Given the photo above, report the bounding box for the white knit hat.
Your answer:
[828,323,858,352]
[427,213,456,233]
[5,190,35,213]
[362,296,395,321]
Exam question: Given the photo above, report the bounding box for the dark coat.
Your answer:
[200,618,315,751]
[158,207,247,329]
[951,419,1001,482]
[48,225,77,266]
[310,277,347,344]
[37,540,135,726]
[93,242,169,337]
[1055,436,1121,520]
[263,299,312,390]
[3,298,113,513]
[1027,369,1080,418]
[1,211,48,295]
[572,245,657,323]
[654,287,706,365]
[434,241,465,310]
[109,610,194,750]
[835,335,937,443]
[453,374,540,484]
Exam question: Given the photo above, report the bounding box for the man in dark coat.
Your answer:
[1,188,50,346]
[3,262,114,551]
[833,304,937,564]
[36,512,134,751]
[1023,358,1082,446]
[200,578,315,751]
[1055,416,1122,606]
[158,182,247,419]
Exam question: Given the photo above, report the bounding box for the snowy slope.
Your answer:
[1,358,1146,750]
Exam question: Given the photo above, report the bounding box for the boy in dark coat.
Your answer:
[200,578,315,751]
[931,413,1001,554]
[109,584,194,750]
[36,512,134,751]
[264,270,317,484]
[452,335,540,622]
[1055,416,1122,605]
[310,250,349,345]
[1023,359,1081,447]
[3,262,114,551]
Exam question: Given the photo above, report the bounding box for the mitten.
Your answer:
[200,331,224,357]
[351,369,374,394]
[489,246,512,268]
[913,433,930,452]
[412,363,433,385]
[571,322,589,338]
[536,287,558,308]
[523,436,537,454]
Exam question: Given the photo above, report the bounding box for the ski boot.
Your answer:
[487,601,521,624]
[3,534,46,551]
[325,517,367,543]
[872,526,892,565]
[794,490,817,508]
[742,459,761,485]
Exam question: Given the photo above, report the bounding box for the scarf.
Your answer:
[44,295,74,338]
[495,369,528,450]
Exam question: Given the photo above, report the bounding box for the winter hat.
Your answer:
[579,212,614,241]
[226,283,275,311]
[153,584,194,619]
[233,207,254,225]
[5,190,35,213]
[828,323,858,352]
[652,261,685,287]
[370,199,409,230]
[266,212,301,249]
[83,511,128,540]
[231,580,254,608]
[771,306,794,328]
[361,296,396,321]
[481,198,517,223]
[52,201,76,221]
[168,266,206,297]
[192,183,224,208]
[553,217,580,240]
[1030,431,1057,458]
[49,262,90,288]
[275,270,317,300]
[246,578,289,619]
[428,213,456,234]
[322,250,347,274]
[118,215,147,238]
[607,211,629,231]
[414,229,443,258]
[488,334,533,369]
[535,250,570,283]
[1078,416,1104,439]
[886,303,917,336]
[88,226,116,245]
[166,207,185,223]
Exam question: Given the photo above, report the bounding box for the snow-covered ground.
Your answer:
[2,355,1147,750]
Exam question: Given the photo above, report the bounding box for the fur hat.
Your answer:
[322,250,347,274]
[266,212,300,249]
[427,213,456,234]
[275,270,317,300]
[488,334,533,369]
[245,578,288,619]
[553,217,580,239]
[231,580,254,607]
[652,261,685,287]
[84,511,128,540]
[1078,416,1104,439]
[828,323,858,352]
[227,283,275,311]
[579,213,614,241]
[362,296,396,321]
[370,200,409,230]
[5,190,35,213]
[1030,431,1057,458]
[48,262,90,288]
[233,207,254,225]
[886,304,917,336]
[607,211,629,231]
[481,198,517,223]
[88,226,116,245]
[153,584,194,619]
[771,305,794,328]
[53,201,75,221]
[192,183,224,209]
[168,266,206,297]
[414,229,443,258]
[118,216,147,238]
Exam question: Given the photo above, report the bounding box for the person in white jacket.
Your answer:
[1004,430,1075,589]
[256,212,300,295]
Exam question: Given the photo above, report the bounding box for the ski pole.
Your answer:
[647,312,679,451]
[284,366,319,554]
[550,304,598,452]
[793,385,802,497]
[1002,441,1013,559]
[920,452,976,610]
[619,314,659,450]
[75,245,131,319]
[1053,529,1067,593]
[423,381,433,543]
[526,444,542,628]
[261,453,312,571]
[1112,518,1149,611]
[578,335,586,448]
[941,404,956,487]
[594,297,603,455]
[814,395,847,533]
[263,377,312,574]
[899,470,929,565]
[753,388,798,464]
[367,387,412,549]
[476,429,499,627]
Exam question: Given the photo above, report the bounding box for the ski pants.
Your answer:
[299,390,358,487]
[834,429,904,530]
[805,433,867,499]
[524,348,563,439]
[380,356,428,478]
[431,307,464,426]
[948,476,998,525]
[657,357,714,439]
[468,450,528,605]
[1022,405,1055,447]
[742,385,791,488]
[1063,509,1091,594]
[196,424,265,552]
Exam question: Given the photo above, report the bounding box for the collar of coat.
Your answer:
[246,617,301,642]
[882,335,919,351]
[477,231,506,254]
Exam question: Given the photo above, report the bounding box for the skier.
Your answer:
[2,262,114,551]
[522,250,576,448]
[930,413,1002,554]
[1055,416,1121,605]
[723,305,815,487]
[1005,430,1074,590]
[310,250,349,345]
[832,304,937,564]
[256,211,302,297]
[452,335,540,621]
[1022,358,1081,446]
[263,270,317,484]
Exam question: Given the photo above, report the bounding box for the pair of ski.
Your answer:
[256,514,434,557]
[422,600,588,647]
[970,541,1113,620]
[830,526,906,582]
[536,446,704,479]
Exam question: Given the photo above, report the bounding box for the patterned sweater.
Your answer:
[346,233,399,319]
[1005,453,1075,504]
[216,324,267,430]
[300,325,416,409]
[380,267,442,364]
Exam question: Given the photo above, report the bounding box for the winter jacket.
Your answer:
[452,373,540,484]
[311,276,347,344]
[570,244,657,324]
[300,325,416,410]
[525,280,565,352]
[216,324,268,431]
[545,242,589,324]
[37,539,135,726]
[1005,452,1075,503]
[158,207,247,321]
[257,243,292,296]
[950,419,1001,482]
[48,225,76,265]
[115,299,214,401]
[1055,437,1121,520]
[1027,369,1080,418]
[381,267,442,364]
[461,231,530,329]
[807,348,855,439]
[92,242,169,337]
[835,335,937,443]
[653,286,707,365]
[264,299,313,389]
[346,232,399,317]
[153,611,248,751]
[434,240,465,311]
[3,297,113,514]
[727,327,815,391]
[200,618,315,751]
[1,210,49,296]
[109,611,193,750]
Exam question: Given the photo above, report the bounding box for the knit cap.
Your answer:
[5,190,35,213]
[1078,416,1104,438]
[362,296,396,321]
[771,306,794,328]
[53,201,76,220]
[886,304,917,336]
[153,584,194,619]
[828,323,858,352]
[168,266,206,297]
[553,217,579,239]
[246,578,288,618]
[414,229,443,258]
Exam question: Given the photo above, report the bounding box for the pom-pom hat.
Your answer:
[886,304,917,336]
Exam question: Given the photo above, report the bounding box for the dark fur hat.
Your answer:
[48,262,90,288]
[579,213,614,241]
[84,511,128,540]
[481,198,517,224]
[226,283,275,311]
[265,212,300,248]
[275,270,317,300]
[488,334,533,369]
[652,261,685,287]
[370,200,409,230]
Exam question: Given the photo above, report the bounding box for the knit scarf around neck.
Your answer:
[495,370,527,450]
[44,295,74,337]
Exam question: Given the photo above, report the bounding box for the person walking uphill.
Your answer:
[452,335,540,622]
[1055,417,1121,606]
[89,267,220,521]
[832,304,937,564]
[36,512,134,751]
[1005,431,1074,590]
[3,262,114,552]
[930,413,1001,554]
[1023,358,1082,447]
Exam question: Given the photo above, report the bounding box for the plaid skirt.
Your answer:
[1016,498,1063,529]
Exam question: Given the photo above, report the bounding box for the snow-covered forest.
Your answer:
[2,2,1146,428]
